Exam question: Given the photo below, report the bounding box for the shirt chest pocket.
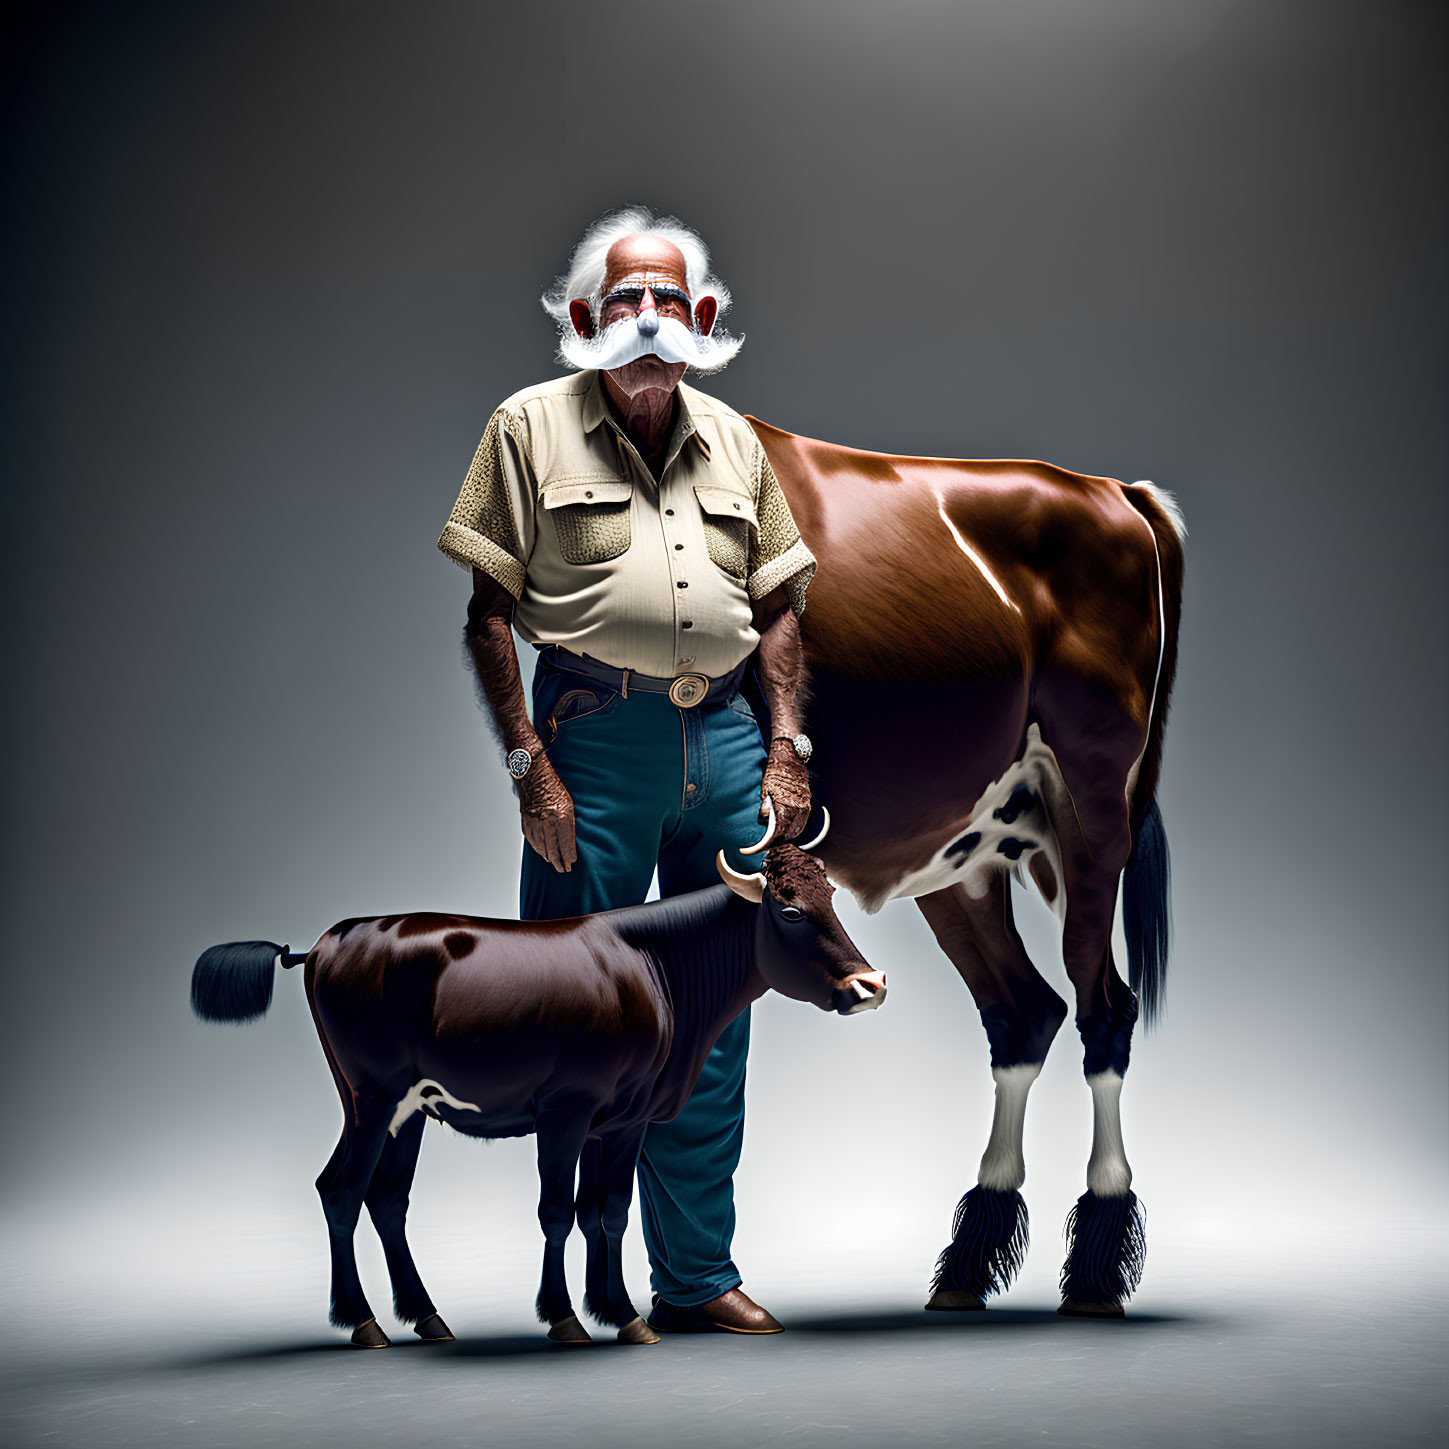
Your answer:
[541,477,634,565]
[693,484,757,580]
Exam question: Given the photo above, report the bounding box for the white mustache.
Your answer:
[558,314,743,376]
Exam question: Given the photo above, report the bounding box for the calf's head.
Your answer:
[716,823,885,1015]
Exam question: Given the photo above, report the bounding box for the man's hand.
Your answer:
[519,753,578,873]
[761,737,811,842]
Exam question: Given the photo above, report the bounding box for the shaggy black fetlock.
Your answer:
[930,1186,1030,1300]
[1060,1190,1146,1304]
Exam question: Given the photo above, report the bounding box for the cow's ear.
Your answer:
[716,851,766,903]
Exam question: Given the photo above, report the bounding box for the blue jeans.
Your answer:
[519,655,768,1306]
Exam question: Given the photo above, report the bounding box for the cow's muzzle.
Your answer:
[835,968,887,1015]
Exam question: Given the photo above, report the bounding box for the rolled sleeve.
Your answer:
[437,408,535,599]
[747,447,815,616]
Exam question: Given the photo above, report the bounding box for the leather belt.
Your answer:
[541,646,746,709]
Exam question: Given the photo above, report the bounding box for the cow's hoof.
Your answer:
[350,1318,391,1348]
[925,1289,986,1311]
[616,1316,661,1345]
[414,1313,454,1342]
[1058,1297,1125,1318]
[547,1314,593,1344]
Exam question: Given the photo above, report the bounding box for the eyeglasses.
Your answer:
[600,284,693,325]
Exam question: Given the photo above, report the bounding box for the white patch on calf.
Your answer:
[1085,1069,1133,1197]
[388,1079,483,1138]
[873,724,1066,912]
[978,1063,1042,1193]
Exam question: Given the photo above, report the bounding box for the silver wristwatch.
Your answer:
[507,748,534,780]
[777,732,813,763]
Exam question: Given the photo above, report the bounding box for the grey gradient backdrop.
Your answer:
[1,0,1446,1441]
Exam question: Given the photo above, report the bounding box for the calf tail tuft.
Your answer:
[191,940,285,1023]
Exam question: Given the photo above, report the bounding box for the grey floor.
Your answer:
[2,1199,1444,1449]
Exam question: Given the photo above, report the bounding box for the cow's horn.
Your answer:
[716,850,766,903]
[739,796,777,856]
[797,806,831,853]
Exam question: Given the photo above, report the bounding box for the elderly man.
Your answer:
[437,208,816,1336]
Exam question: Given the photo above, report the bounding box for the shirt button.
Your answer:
[584,490,593,498]
[677,581,688,588]
[665,508,675,516]
[733,502,740,510]
[682,621,693,629]
[674,543,683,550]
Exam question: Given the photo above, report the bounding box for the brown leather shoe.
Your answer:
[648,1287,784,1334]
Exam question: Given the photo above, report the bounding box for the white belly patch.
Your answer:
[388,1079,482,1137]
[873,724,1066,911]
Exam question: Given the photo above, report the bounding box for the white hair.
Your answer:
[540,206,735,333]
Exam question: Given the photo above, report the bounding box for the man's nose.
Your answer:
[636,285,660,336]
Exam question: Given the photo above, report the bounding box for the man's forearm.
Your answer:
[752,588,812,839]
[464,567,576,872]
[753,590,807,737]
[464,567,540,757]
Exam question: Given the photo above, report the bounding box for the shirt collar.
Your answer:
[581,371,712,464]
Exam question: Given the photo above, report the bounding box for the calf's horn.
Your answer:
[797,806,831,853]
[716,850,767,903]
[740,796,777,855]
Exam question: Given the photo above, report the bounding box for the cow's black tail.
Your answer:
[191,940,305,1023]
[1119,481,1184,1029]
[1123,798,1170,1026]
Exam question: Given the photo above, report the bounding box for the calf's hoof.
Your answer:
[414,1313,454,1342]
[925,1289,986,1311]
[547,1314,593,1344]
[1058,1297,1125,1318]
[616,1316,660,1345]
[350,1318,391,1348]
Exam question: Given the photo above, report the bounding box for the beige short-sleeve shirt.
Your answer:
[437,372,816,679]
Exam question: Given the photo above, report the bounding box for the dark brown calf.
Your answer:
[192,839,883,1347]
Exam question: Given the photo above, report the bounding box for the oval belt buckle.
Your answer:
[668,673,710,708]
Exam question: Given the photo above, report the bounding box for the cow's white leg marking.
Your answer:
[930,486,1021,615]
[388,1079,482,1137]
[977,1063,1042,1192]
[1085,1069,1133,1196]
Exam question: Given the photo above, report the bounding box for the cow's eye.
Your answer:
[779,906,805,923]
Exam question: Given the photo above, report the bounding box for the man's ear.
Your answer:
[569,300,595,338]
[694,296,717,336]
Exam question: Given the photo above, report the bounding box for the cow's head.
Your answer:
[716,809,886,1015]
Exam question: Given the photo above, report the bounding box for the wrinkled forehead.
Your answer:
[601,235,690,299]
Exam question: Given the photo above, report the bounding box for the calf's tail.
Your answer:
[191,940,306,1023]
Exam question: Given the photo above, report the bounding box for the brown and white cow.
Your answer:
[745,418,1184,1316]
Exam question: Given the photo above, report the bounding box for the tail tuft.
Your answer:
[1123,798,1171,1026]
[191,940,283,1023]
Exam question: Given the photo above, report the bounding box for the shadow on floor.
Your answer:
[175,1334,556,1368]
[168,1304,1206,1371]
[785,1305,1201,1335]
